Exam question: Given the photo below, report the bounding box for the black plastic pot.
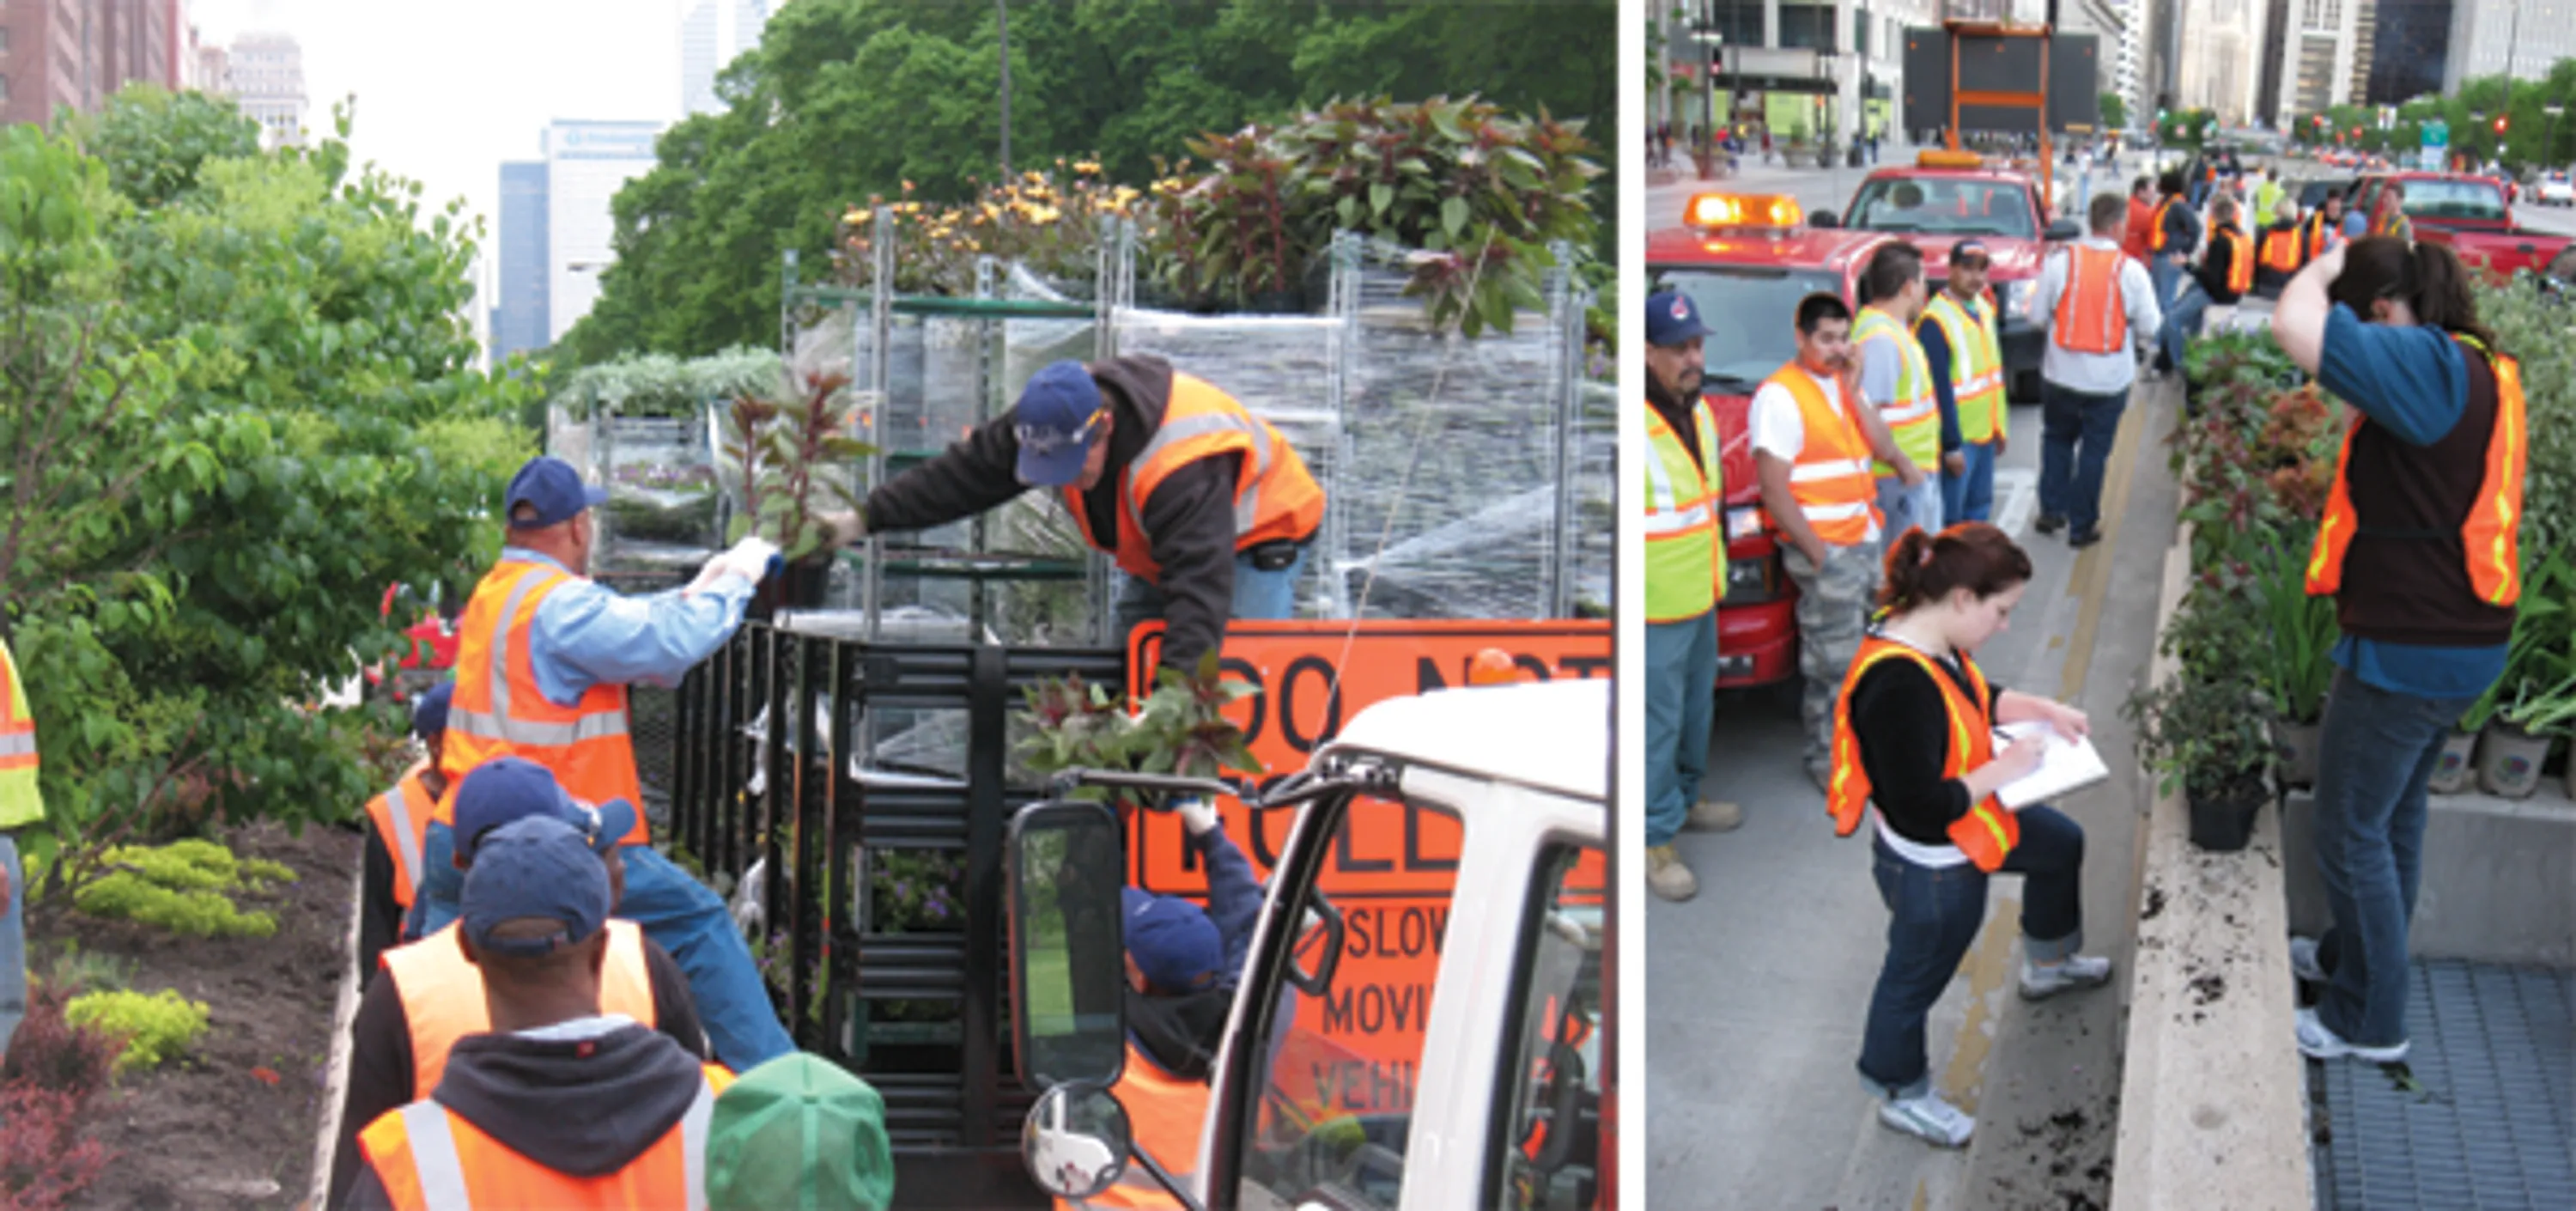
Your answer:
[2269,715,2323,789]
[749,556,834,619]
[2187,778,2268,852]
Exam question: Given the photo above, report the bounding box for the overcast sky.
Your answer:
[189,1,688,283]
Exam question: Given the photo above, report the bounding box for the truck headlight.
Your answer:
[2000,278,2037,319]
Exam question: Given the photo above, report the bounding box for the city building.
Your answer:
[490,161,552,366]
[185,25,228,95]
[681,0,773,118]
[2063,0,2148,130]
[1653,1,1941,151]
[2448,0,2576,85]
[225,33,307,148]
[2268,0,2366,124]
[1,0,184,129]
[2178,0,2265,126]
[2366,0,2453,103]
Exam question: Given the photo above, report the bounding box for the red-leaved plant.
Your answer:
[0,983,124,1210]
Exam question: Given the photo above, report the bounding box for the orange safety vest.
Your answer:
[359,1063,732,1210]
[1827,637,2021,873]
[2258,224,2305,274]
[1065,374,1325,584]
[2147,198,2180,253]
[367,762,440,911]
[2213,226,2255,295]
[2050,246,2130,356]
[1761,362,1882,547]
[383,922,659,1096]
[2307,335,2527,607]
[436,558,646,845]
[0,637,37,778]
[1057,1042,1211,1210]
[2300,212,2336,260]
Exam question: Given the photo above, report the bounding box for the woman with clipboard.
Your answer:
[1826,523,2114,1150]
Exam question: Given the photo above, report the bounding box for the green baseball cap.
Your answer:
[706,1053,896,1211]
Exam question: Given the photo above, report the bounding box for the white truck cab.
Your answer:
[1005,678,1609,1210]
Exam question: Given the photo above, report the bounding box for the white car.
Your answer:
[2539,174,2574,207]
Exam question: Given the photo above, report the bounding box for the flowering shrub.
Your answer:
[871,848,964,934]
[836,161,1150,296]
[63,989,211,1074]
[0,983,121,1210]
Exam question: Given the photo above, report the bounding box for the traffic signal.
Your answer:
[2496,115,2510,135]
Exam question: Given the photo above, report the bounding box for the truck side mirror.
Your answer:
[1022,1082,1133,1200]
[2045,218,2082,242]
[1006,800,1127,1091]
[1809,210,1842,228]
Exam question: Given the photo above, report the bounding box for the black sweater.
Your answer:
[1847,647,2006,847]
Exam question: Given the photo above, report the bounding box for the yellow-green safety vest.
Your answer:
[1643,397,1726,624]
[1923,292,2009,446]
[1853,307,1941,477]
[0,636,42,831]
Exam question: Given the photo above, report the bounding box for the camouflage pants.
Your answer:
[1783,538,1886,776]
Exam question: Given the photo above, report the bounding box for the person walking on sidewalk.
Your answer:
[1753,293,1912,792]
[1854,242,1944,539]
[1643,289,1745,903]
[2029,194,2163,551]
[2272,238,2528,1065]
[2119,176,2156,264]
[2146,172,2202,378]
[1918,240,2010,524]
[1832,524,2111,1148]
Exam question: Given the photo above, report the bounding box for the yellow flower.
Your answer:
[1024,169,1046,185]
[1073,160,1102,175]
[901,179,915,192]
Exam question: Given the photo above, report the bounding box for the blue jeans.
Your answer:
[2160,279,2209,380]
[1941,441,1998,524]
[2038,382,2129,533]
[1115,545,1309,642]
[1644,611,1719,849]
[1874,472,1944,542]
[0,834,24,1057]
[412,824,796,1071]
[2309,668,2481,1049]
[1857,806,2086,1098]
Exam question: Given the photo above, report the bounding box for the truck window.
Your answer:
[2399,179,2508,222]
[1845,178,2038,239]
[1485,843,1606,1211]
[1651,267,1844,394]
[1233,794,1462,1210]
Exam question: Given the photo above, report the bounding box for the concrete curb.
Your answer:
[2108,525,2316,1211]
[306,851,364,1210]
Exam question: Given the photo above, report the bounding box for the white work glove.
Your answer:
[1174,797,1221,838]
[685,537,781,596]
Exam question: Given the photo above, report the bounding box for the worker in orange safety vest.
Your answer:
[0,632,43,1065]
[360,680,453,983]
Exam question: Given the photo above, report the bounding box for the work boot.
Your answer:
[2019,953,2116,1001]
[1879,1089,1976,1147]
[2069,525,2104,549]
[1647,844,1698,902]
[1686,799,1745,832]
[2035,513,2067,536]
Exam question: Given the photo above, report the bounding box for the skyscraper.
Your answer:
[681,0,773,118]
[543,120,665,346]
[491,161,552,366]
[226,33,307,149]
[2448,0,2576,86]
[2366,0,2452,104]
[0,0,183,128]
[2269,0,2364,123]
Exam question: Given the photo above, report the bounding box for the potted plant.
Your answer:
[2485,672,2575,799]
[1018,654,1266,812]
[2129,670,2275,853]
[723,371,875,613]
[2470,551,2573,797]
[2246,538,2337,788]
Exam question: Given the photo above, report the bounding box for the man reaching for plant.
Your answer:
[817,357,1325,671]
[0,631,40,1065]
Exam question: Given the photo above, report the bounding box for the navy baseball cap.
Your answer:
[461,816,613,958]
[1121,886,1223,993]
[1645,290,1708,347]
[504,456,611,530]
[450,757,639,867]
[410,680,453,739]
[1950,239,1992,266]
[1012,362,1108,488]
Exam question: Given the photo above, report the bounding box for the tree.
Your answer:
[3,89,537,900]
[561,0,1614,365]
[2099,90,2127,132]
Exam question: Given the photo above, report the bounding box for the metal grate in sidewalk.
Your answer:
[2311,960,2576,1211]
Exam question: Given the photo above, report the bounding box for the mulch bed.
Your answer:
[22,820,359,1210]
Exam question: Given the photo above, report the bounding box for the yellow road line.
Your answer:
[1939,892,2022,1114]
[2057,383,2155,702]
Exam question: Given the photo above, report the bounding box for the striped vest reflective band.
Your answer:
[2259,223,2304,273]
[1056,1042,1211,1210]
[2050,246,2129,356]
[366,762,438,910]
[0,636,39,831]
[1852,307,1940,476]
[1643,397,1725,624]
[2214,226,2255,295]
[436,559,645,844]
[2147,198,2179,252]
[1923,292,2008,445]
[1763,362,1882,547]
[1827,637,2021,873]
[1065,373,1325,583]
[383,922,660,1097]
[2308,334,2527,609]
[358,1062,732,1210]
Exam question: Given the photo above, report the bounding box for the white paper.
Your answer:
[1992,721,2111,808]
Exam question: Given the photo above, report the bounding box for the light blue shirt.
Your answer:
[501,548,756,706]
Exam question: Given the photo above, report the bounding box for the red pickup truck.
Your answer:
[2350,172,2574,280]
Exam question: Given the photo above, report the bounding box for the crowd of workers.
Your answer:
[1644,147,2530,1147]
[0,350,1315,1207]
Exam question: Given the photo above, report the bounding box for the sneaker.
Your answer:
[1647,844,1698,902]
[2069,525,2104,549]
[2020,953,2116,1001]
[1686,799,1745,832]
[2295,1007,2409,1062]
[1879,1089,1976,1147]
[2288,936,2327,984]
[2035,513,2068,536]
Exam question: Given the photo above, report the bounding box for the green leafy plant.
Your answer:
[2127,667,2275,802]
[838,162,1147,296]
[67,838,295,938]
[723,371,875,562]
[2246,532,2340,725]
[1017,653,1266,796]
[551,346,782,421]
[2470,277,2576,560]
[62,989,210,1074]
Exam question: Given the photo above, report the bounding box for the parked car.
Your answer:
[2537,173,2573,207]
[2351,172,2576,279]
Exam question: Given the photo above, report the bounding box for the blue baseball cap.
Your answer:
[450,756,638,867]
[1121,886,1223,993]
[410,680,453,739]
[461,816,612,958]
[1645,290,1708,347]
[504,455,611,530]
[1012,362,1108,488]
